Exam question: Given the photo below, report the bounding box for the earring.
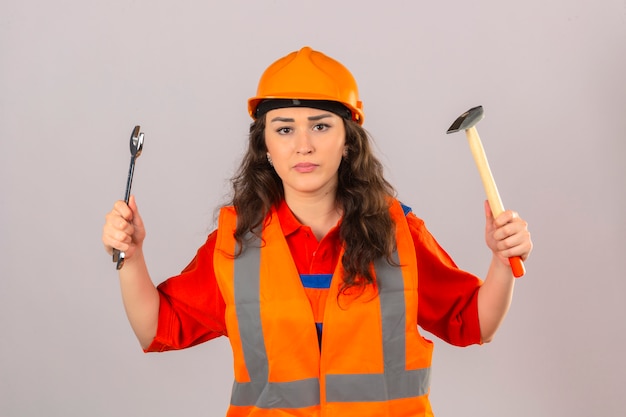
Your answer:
[267,153,273,167]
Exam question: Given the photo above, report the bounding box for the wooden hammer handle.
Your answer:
[465,127,525,278]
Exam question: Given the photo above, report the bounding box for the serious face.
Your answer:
[264,107,346,200]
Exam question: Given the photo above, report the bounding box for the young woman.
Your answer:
[102,46,532,416]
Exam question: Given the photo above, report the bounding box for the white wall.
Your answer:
[1,1,624,416]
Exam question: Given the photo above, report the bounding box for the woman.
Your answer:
[102,46,532,416]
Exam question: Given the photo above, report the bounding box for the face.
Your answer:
[264,107,346,200]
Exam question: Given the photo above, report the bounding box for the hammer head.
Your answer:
[446,105,484,133]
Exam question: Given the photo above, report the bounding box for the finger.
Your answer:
[113,200,133,221]
[497,240,532,261]
[103,232,129,255]
[103,206,134,253]
[494,227,532,259]
[493,220,528,246]
[104,210,134,235]
[102,222,134,250]
[493,209,519,228]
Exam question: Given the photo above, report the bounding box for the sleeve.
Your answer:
[408,213,484,347]
[144,231,227,352]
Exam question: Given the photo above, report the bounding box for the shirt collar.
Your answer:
[275,199,343,239]
[276,199,304,237]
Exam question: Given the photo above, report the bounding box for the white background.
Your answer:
[1,1,625,416]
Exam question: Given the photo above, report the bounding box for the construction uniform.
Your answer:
[146,199,482,416]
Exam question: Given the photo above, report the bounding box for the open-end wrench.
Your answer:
[112,125,144,270]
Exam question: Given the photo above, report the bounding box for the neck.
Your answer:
[285,191,342,241]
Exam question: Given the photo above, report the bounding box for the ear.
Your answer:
[266,152,273,167]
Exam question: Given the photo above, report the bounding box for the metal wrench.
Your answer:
[112,125,144,270]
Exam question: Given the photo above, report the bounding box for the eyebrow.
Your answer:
[269,113,334,123]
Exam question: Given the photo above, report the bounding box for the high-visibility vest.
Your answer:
[214,199,434,417]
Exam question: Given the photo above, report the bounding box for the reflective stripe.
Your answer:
[231,235,430,408]
[232,238,321,409]
[326,254,431,402]
[326,368,431,402]
[231,378,320,408]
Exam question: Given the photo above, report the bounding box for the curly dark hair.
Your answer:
[228,115,397,294]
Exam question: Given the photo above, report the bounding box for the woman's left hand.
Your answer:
[484,200,533,268]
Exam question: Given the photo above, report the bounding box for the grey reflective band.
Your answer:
[230,235,430,408]
[231,378,320,408]
[326,254,431,402]
[232,239,320,409]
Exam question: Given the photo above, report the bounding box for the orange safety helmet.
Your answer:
[248,46,365,125]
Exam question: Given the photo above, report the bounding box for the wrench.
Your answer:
[112,125,144,270]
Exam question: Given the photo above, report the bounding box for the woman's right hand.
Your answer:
[102,195,158,348]
[102,195,146,263]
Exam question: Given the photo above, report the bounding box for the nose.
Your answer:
[295,130,314,155]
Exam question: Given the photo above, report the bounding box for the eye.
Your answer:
[313,123,330,132]
[276,127,292,134]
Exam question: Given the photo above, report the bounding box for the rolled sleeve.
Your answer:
[144,231,227,352]
[408,213,483,347]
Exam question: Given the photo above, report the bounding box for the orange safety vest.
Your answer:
[214,199,434,417]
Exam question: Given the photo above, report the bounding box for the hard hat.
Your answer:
[248,46,364,124]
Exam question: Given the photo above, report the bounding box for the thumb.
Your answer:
[128,195,144,228]
[484,199,494,222]
[484,199,498,238]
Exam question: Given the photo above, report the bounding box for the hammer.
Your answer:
[446,106,525,278]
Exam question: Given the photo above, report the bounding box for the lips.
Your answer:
[293,162,318,173]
